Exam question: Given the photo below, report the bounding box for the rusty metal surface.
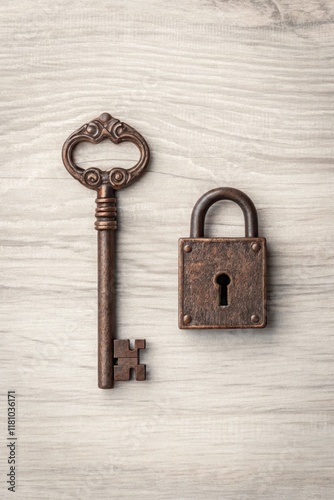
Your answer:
[114,340,146,381]
[190,187,258,238]
[179,237,267,329]
[62,113,150,388]
[179,187,267,329]
[62,112,150,191]
[94,182,117,389]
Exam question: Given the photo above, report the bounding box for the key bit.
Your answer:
[114,340,146,381]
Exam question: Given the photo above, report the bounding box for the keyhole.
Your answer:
[216,274,231,306]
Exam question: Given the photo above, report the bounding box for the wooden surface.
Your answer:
[1,1,334,498]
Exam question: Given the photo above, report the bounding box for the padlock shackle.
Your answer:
[190,187,258,238]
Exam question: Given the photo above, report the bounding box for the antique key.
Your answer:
[62,113,150,388]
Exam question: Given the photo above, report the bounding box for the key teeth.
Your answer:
[135,339,146,350]
[113,339,146,381]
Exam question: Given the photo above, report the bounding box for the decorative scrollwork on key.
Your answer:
[62,112,150,191]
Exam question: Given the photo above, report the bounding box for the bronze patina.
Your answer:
[179,187,267,329]
[62,113,149,388]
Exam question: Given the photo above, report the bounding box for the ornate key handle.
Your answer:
[62,112,150,191]
[62,113,149,389]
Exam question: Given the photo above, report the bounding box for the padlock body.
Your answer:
[179,237,267,329]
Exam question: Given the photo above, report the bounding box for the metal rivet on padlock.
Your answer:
[178,187,267,329]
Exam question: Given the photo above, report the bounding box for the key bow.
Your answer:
[62,112,150,191]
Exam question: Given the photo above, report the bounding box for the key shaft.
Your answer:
[96,184,117,388]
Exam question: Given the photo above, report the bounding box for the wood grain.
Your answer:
[0,1,334,498]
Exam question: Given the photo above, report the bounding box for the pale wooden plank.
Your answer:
[0,1,334,499]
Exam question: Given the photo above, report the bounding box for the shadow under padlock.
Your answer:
[178,187,267,329]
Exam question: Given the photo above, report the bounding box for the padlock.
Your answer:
[179,187,267,329]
